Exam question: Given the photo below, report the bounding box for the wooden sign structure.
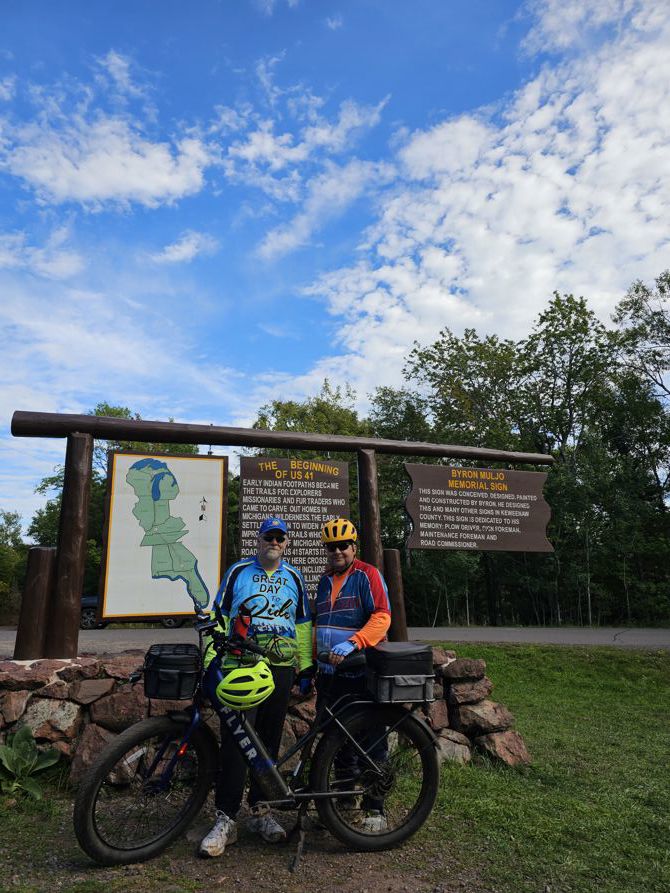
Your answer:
[240,457,349,592]
[11,410,554,658]
[405,464,553,552]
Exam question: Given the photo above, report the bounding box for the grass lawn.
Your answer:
[0,644,668,893]
[428,643,670,893]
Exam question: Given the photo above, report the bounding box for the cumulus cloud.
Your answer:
[521,0,657,54]
[0,227,84,279]
[150,230,219,264]
[300,1,670,398]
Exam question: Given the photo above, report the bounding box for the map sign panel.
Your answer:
[240,456,349,593]
[405,463,553,552]
[102,452,227,620]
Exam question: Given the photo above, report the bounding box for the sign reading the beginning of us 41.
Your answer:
[240,456,349,592]
[405,463,553,553]
[101,452,227,621]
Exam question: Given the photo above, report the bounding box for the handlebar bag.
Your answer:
[143,643,201,700]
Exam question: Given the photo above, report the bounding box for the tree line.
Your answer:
[2,273,668,626]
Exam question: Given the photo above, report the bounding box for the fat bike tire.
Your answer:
[310,705,439,851]
[73,716,216,866]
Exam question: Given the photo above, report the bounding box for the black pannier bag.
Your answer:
[365,641,435,703]
[143,643,201,700]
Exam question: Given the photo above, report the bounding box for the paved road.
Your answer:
[2,625,668,658]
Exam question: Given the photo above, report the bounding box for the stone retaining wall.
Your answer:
[0,647,530,783]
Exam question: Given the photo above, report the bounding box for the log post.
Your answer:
[13,546,56,659]
[357,448,384,571]
[383,548,409,642]
[44,432,93,658]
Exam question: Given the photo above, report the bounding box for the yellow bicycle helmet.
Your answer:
[215,660,275,710]
[321,518,358,544]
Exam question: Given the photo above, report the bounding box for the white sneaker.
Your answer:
[246,808,287,843]
[360,810,388,833]
[199,810,238,857]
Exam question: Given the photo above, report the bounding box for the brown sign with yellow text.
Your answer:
[405,463,553,552]
[240,456,350,591]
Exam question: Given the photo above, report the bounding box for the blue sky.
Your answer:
[1,0,669,528]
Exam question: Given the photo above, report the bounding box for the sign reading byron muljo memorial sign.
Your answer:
[405,463,553,552]
[240,456,350,590]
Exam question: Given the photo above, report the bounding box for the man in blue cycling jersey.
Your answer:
[199,516,313,858]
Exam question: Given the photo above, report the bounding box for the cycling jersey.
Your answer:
[315,558,391,673]
[210,556,312,671]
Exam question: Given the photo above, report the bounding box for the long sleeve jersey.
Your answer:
[315,558,391,673]
[207,556,312,672]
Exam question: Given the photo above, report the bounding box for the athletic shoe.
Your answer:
[246,808,287,843]
[360,810,388,832]
[199,810,238,857]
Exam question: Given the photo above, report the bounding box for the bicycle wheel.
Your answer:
[74,716,217,866]
[310,705,439,851]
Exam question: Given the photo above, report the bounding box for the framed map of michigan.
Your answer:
[101,452,227,621]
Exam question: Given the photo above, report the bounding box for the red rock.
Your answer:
[447,677,493,706]
[70,723,118,785]
[430,647,451,667]
[288,698,316,723]
[433,681,444,701]
[441,658,486,682]
[451,699,514,736]
[436,729,471,765]
[22,698,83,742]
[70,678,116,705]
[98,652,146,680]
[0,690,33,723]
[89,685,149,731]
[286,716,310,740]
[424,698,450,731]
[475,730,531,766]
[0,661,62,691]
[57,658,102,682]
[39,681,71,700]
[279,722,299,771]
[149,697,193,716]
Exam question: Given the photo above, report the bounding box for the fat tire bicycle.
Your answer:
[73,611,440,866]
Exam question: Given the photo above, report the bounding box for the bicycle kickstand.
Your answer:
[287,802,308,872]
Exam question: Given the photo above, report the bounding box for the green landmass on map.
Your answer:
[125,458,209,610]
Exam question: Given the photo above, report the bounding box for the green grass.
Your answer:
[0,645,668,892]
[427,643,670,893]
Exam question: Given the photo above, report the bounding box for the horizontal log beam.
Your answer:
[11,410,554,465]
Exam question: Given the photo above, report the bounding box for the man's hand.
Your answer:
[329,640,357,666]
[293,664,316,697]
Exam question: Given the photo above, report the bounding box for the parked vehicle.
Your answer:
[80,595,187,630]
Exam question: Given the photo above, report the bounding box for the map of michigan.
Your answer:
[126,458,209,610]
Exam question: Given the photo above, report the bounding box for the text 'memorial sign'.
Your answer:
[240,456,350,591]
[405,463,553,552]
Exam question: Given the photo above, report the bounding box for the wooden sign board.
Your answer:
[240,456,350,592]
[405,463,553,552]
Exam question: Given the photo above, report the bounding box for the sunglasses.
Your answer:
[262,533,287,544]
[325,541,354,553]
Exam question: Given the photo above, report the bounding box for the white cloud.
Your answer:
[150,230,219,264]
[0,227,84,279]
[0,76,16,101]
[3,115,210,208]
[326,15,343,30]
[257,159,394,260]
[96,50,146,98]
[299,2,670,398]
[522,0,654,55]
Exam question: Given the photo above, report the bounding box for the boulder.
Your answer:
[441,658,486,682]
[149,697,193,716]
[70,723,118,785]
[286,715,310,740]
[57,658,102,682]
[436,729,471,765]
[424,698,450,731]
[39,681,71,700]
[70,678,116,705]
[451,699,514,736]
[90,684,149,731]
[432,681,444,701]
[279,722,299,771]
[21,698,83,742]
[0,660,67,691]
[98,652,145,680]
[431,647,456,668]
[447,677,493,706]
[475,730,531,767]
[0,690,33,724]
[288,697,316,724]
